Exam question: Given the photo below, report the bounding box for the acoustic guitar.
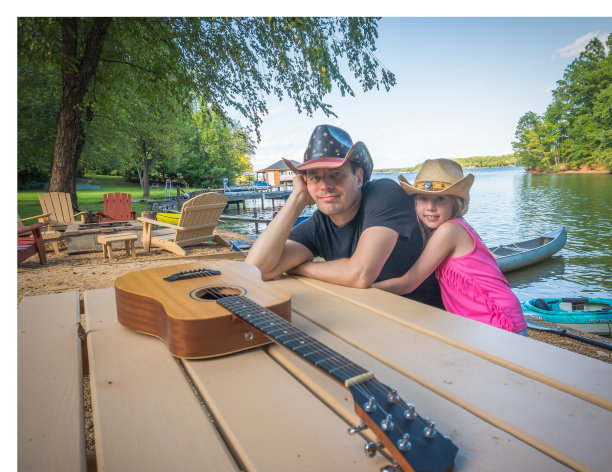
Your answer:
[115,261,458,472]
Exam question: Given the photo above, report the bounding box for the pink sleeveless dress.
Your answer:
[435,219,527,333]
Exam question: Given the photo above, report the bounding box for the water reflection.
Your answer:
[505,256,567,300]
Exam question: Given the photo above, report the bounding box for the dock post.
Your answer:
[176,187,182,211]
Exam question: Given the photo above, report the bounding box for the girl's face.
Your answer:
[414,194,454,230]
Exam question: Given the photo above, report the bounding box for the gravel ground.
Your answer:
[17,229,612,454]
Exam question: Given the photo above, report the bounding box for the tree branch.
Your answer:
[99,57,164,76]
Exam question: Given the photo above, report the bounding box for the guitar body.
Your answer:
[115,261,292,358]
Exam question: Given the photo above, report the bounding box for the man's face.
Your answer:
[305,161,364,226]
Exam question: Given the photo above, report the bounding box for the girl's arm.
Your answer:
[371,222,464,295]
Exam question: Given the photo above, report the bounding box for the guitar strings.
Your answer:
[203,286,430,437]
[206,288,416,407]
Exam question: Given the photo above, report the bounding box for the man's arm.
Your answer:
[288,225,398,288]
[245,175,314,280]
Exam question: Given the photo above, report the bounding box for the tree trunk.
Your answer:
[139,138,158,198]
[142,156,150,199]
[48,17,111,210]
[140,138,150,198]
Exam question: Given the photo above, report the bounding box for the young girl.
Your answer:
[372,158,528,336]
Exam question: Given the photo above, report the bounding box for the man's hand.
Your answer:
[292,173,315,207]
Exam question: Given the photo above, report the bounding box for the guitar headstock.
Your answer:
[348,378,457,472]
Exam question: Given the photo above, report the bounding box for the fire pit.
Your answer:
[64,220,144,253]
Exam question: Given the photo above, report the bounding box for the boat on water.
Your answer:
[488,225,567,273]
[295,207,314,226]
[271,206,314,227]
[522,297,612,335]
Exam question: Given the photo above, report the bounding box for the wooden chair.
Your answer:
[138,193,229,256]
[18,222,48,266]
[95,192,136,222]
[18,213,61,255]
[38,192,88,231]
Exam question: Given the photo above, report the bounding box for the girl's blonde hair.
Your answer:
[416,195,467,245]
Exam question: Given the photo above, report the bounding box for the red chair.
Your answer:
[96,193,136,222]
[18,222,47,266]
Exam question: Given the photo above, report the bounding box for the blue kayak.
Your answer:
[522,297,612,334]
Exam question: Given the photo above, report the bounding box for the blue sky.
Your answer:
[247,17,612,171]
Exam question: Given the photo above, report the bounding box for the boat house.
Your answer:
[256,159,300,186]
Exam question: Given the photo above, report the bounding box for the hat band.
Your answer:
[414,180,451,191]
[297,157,346,169]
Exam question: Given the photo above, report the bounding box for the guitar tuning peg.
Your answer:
[364,440,385,457]
[403,403,417,421]
[386,388,399,403]
[397,433,412,451]
[363,396,377,412]
[424,419,438,439]
[380,462,401,472]
[348,423,368,435]
[380,413,395,431]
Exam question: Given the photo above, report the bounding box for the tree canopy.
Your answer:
[513,34,612,171]
[18,17,396,206]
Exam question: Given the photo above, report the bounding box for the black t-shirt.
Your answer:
[288,178,443,308]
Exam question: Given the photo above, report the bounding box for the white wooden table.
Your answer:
[18,264,612,471]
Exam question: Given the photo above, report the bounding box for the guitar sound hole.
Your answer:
[192,286,244,301]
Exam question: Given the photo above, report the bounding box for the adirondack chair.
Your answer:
[38,192,88,231]
[138,193,229,256]
[96,192,136,222]
[18,222,47,266]
[18,213,61,255]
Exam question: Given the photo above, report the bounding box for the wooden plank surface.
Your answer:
[84,288,238,472]
[293,276,612,410]
[18,291,86,472]
[184,348,392,471]
[271,277,612,472]
[267,315,573,472]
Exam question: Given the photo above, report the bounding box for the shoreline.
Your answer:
[374,166,611,175]
[527,169,611,174]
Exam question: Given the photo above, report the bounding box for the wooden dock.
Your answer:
[142,188,292,212]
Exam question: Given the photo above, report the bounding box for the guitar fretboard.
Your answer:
[218,295,369,385]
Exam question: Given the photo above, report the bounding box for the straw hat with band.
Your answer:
[398,158,474,202]
[283,124,374,182]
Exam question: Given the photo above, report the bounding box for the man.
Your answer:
[245,124,442,308]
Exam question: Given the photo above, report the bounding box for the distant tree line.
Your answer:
[513,34,612,172]
[375,153,518,173]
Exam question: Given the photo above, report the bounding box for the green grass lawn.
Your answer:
[17,175,194,219]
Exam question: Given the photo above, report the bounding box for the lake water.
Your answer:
[220,167,612,303]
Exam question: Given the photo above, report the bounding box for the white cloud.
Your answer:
[555,31,609,59]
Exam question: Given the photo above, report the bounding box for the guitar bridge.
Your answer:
[163,268,221,282]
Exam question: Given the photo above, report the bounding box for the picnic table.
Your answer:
[18,263,612,471]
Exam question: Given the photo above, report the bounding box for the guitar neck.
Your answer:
[218,295,370,386]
